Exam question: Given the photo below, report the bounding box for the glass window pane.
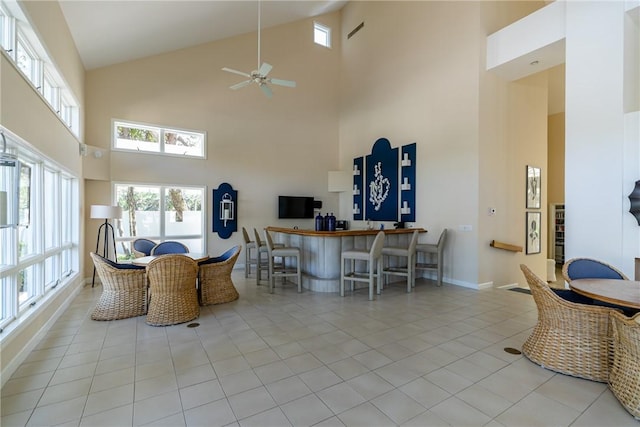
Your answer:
[18,162,36,258]
[16,39,34,79]
[45,255,58,289]
[164,187,203,235]
[314,23,331,48]
[164,129,204,157]
[44,168,58,249]
[18,264,36,307]
[0,227,14,268]
[115,123,160,152]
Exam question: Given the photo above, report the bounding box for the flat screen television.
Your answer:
[278,196,314,219]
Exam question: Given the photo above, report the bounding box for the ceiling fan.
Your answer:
[221,0,296,98]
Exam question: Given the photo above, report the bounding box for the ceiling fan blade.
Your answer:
[258,62,272,77]
[222,67,251,78]
[260,83,273,98]
[269,78,296,88]
[229,80,252,90]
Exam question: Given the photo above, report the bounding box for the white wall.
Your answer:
[565,1,632,272]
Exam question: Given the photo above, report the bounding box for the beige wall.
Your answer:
[339,0,547,287]
[83,12,343,275]
[0,1,86,384]
[548,112,565,205]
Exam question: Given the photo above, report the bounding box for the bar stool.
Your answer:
[381,230,419,293]
[340,231,385,300]
[242,227,258,278]
[263,229,302,293]
[253,228,284,285]
[415,228,447,286]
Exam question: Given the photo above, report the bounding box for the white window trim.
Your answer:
[314,21,331,48]
[112,119,207,159]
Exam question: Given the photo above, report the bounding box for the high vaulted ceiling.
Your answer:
[58,0,347,70]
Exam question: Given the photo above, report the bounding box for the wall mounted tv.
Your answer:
[278,196,314,219]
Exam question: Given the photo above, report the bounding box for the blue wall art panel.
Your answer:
[365,138,398,221]
[213,182,237,239]
[353,157,363,220]
[400,143,416,222]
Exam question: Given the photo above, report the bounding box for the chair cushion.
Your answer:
[199,246,238,265]
[567,259,624,280]
[103,256,145,270]
[552,289,593,305]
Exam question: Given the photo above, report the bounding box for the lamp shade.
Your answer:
[90,204,122,219]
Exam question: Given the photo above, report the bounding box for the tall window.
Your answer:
[114,183,205,260]
[0,130,79,332]
[113,120,206,158]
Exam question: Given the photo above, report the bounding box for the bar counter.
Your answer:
[266,226,426,293]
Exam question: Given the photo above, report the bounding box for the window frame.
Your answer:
[112,119,207,159]
[313,21,332,48]
[113,182,207,261]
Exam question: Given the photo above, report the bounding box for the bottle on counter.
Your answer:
[315,212,324,231]
[324,212,330,231]
[327,212,336,232]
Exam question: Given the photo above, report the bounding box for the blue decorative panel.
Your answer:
[213,182,237,239]
[365,138,398,221]
[353,157,363,220]
[400,143,416,222]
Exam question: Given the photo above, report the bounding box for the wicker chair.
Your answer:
[609,310,640,419]
[132,238,156,258]
[198,245,241,306]
[562,257,628,283]
[520,264,618,382]
[90,252,147,320]
[146,254,199,326]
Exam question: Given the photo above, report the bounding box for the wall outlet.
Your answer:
[459,224,472,231]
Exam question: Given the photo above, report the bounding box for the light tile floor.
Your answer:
[2,273,637,426]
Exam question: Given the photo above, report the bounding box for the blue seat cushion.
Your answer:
[567,259,624,280]
[198,246,238,266]
[552,289,594,305]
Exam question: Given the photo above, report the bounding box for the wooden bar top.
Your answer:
[266,226,426,237]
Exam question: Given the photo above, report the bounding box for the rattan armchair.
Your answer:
[132,238,156,258]
[146,254,199,326]
[198,245,241,306]
[90,252,147,320]
[609,310,640,419]
[520,264,618,382]
[562,257,628,283]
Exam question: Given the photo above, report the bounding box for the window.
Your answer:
[0,1,80,138]
[314,22,331,48]
[0,129,79,332]
[113,183,205,260]
[113,120,206,158]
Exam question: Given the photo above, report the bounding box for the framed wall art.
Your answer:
[526,211,541,255]
[526,165,541,209]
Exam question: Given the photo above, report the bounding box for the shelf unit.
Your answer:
[549,203,565,265]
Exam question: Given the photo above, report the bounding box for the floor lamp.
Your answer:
[91,204,122,287]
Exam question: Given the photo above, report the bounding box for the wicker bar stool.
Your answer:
[520,264,617,382]
[198,245,241,305]
[146,254,199,326]
[90,252,147,320]
[609,310,640,420]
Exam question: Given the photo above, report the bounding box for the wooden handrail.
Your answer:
[490,240,523,253]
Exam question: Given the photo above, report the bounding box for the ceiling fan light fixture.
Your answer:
[221,0,296,98]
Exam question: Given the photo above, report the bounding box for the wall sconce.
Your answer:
[0,131,20,228]
[213,183,237,239]
[328,171,351,192]
[220,193,234,227]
